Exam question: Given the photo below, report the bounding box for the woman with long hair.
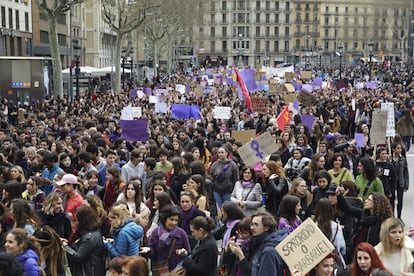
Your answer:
[355,157,384,201]
[106,203,144,258]
[36,193,72,240]
[176,216,218,276]
[168,156,190,202]
[327,152,354,186]
[299,153,326,190]
[2,180,22,208]
[10,165,26,183]
[314,198,346,267]
[59,153,77,175]
[121,256,150,276]
[147,206,190,274]
[294,133,314,158]
[288,177,312,221]
[10,199,40,236]
[116,178,151,228]
[64,206,106,276]
[5,228,42,276]
[351,242,391,276]
[193,137,212,169]
[391,142,409,219]
[278,195,302,233]
[33,226,67,276]
[104,166,126,211]
[146,191,174,240]
[375,217,414,275]
[291,253,336,276]
[262,160,289,217]
[21,176,45,211]
[336,191,393,262]
[274,137,291,166]
[230,167,262,216]
[186,174,210,216]
[281,131,295,152]
[82,194,111,238]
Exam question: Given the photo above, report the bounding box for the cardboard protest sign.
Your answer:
[251,97,269,114]
[285,72,296,82]
[213,106,231,119]
[301,71,312,80]
[284,83,295,93]
[298,91,318,107]
[237,132,277,167]
[381,102,395,137]
[284,93,296,103]
[276,218,335,275]
[232,130,256,145]
[370,110,388,145]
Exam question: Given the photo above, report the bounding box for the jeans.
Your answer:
[214,192,231,209]
[402,136,411,151]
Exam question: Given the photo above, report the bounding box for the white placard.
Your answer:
[149,96,158,103]
[121,104,133,120]
[131,107,142,118]
[175,84,186,94]
[154,103,168,114]
[381,102,396,137]
[213,106,231,119]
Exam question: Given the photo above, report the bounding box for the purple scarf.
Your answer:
[181,205,196,234]
[222,219,240,249]
[156,223,179,247]
[242,181,252,188]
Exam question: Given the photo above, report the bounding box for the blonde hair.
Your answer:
[42,193,62,215]
[108,204,131,231]
[379,217,405,256]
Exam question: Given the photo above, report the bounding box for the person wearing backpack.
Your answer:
[227,211,288,276]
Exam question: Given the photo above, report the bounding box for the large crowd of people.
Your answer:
[0,63,412,276]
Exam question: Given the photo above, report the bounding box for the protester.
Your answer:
[230,167,262,216]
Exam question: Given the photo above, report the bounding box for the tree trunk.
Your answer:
[48,15,64,99]
[113,34,123,93]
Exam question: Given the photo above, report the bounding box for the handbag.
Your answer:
[152,238,177,276]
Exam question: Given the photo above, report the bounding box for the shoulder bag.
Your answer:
[152,238,177,276]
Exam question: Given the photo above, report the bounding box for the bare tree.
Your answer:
[102,0,155,93]
[38,0,83,99]
[382,8,410,63]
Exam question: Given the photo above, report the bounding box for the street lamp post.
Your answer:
[293,49,296,70]
[338,45,343,79]
[319,46,322,69]
[368,40,374,81]
[238,33,243,67]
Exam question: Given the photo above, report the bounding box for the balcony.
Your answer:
[295,19,302,24]
[311,32,320,37]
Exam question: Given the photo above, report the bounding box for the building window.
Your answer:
[325,6,328,13]
[222,1,226,10]
[265,26,270,37]
[255,40,260,51]
[15,10,19,30]
[285,26,289,36]
[256,13,260,23]
[222,14,226,23]
[211,1,215,11]
[266,1,270,10]
[256,1,260,10]
[284,41,289,52]
[265,13,270,23]
[275,1,279,11]
[211,27,215,37]
[8,8,13,29]
[238,0,245,10]
[24,12,29,31]
[335,7,338,14]
[222,41,227,52]
[40,31,49,44]
[211,14,215,22]
[274,26,279,36]
[17,37,22,56]
[275,13,279,23]
[1,7,5,27]
[210,41,215,52]
[285,14,290,24]
[256,26,260,37]
[58,34,66,46]
[325,42,329,50]
[324,29,328,37]
[222,26,227,37]
[274,40,279,52]
[199,27,204,36]
[265,40,269,52]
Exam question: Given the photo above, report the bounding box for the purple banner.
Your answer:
[301,114,315,132]
[120,120,149,142]
[354,133,364,147]
[366,81,377,89]
[302,84,313,93]
[144,87,152,94]
[312,77,323,86]
[293,82,302,91]
[171,104,201,120]
[226,77,234,85]
[239,68,258,92]
[129,88,138,97]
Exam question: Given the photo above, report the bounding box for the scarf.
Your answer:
[242,181,252,188]
[223,219,240,249]
[181,205,196,234]
[157,223,179,247]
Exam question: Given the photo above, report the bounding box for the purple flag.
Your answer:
[312,77,323,86]
[256,83,264,91]
[293,96,300,112]
[226,77,234,85]
[239,69,258,92]
[293,82,302,91]
[120,120,149,142]
[129,88,138,97]
[301,114,315,132]
[144,87,152,94]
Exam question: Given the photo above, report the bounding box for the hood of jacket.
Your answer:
[115,219,143,240]
[16,248,39,263]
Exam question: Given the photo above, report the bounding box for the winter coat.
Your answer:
[181,234,218,276]
[396,115,414,137]
[230,181,262,216]
[105,219,144,258]
[37,210,72,240]
[392,155,409,190]
[264,176,289,217]
[65,230,106,276]
[375,236,414,274]
[16,249,40,276]
[239,229,288,276]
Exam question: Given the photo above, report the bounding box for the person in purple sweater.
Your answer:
[277,194,302,233]
[147,205,190,273]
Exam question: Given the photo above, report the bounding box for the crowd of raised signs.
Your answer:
[0,63,412,276]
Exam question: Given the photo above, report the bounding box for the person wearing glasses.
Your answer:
[226,211,288,276]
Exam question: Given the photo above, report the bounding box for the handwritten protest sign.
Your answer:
[251,97,269,114]
[370,110,388,145]
[175,84,186,94]
[301,71,312,80]
[381,102,395,137]
[131,107,142,119]
[276,218,335,275]
[237,132,277,167]
[232,130,256,145]
[154,103,167,114]
[213,106,231,119]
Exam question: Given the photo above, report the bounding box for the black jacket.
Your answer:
[264,176,289,217]
[182,234,218,276]
[65,230,106,276]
